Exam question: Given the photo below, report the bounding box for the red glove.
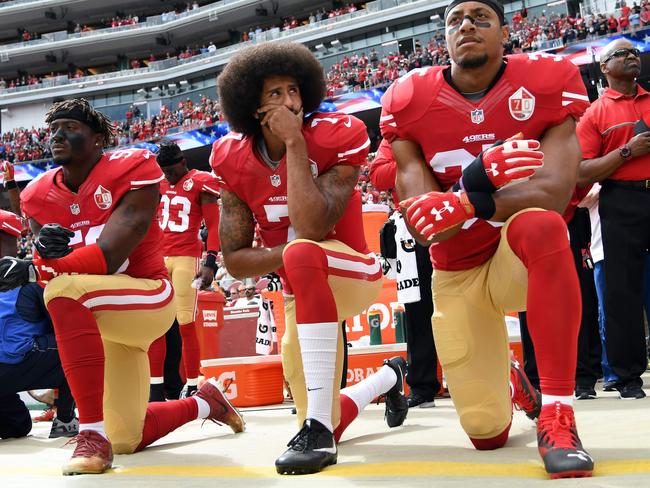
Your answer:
[401,191,475,241]
[1,160,14,183]
[458,133,544,192]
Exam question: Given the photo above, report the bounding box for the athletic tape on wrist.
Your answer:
[462,156,498,193]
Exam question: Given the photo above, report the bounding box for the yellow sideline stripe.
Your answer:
[2,460,650,478]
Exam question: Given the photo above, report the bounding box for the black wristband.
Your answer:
[4,180,17,189]
[462,155,498,193]
[466,192,496,220]
[204,252,218,272]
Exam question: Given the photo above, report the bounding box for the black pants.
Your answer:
[519,208,601,390]
[599,181,650,388]
[404,243,440,398]
[163,319,184,399]
[0,334,74,439]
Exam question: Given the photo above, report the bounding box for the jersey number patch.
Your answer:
[159,195,191,233]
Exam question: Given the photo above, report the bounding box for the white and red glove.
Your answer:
[457,133,544,193]
[401,191,475,241]
[1,160,15,185]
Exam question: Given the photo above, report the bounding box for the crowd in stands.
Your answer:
[5,1,648,96]
[0,2,364,91]
[0,96,222,163]
[115,96,222,145]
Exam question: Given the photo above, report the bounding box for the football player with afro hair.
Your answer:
[217,41,326,136]
[212,42,409,474]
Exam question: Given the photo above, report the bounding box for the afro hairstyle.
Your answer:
[217,42,326,136]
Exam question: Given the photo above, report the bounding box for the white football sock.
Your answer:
[341,363,398,412]
[186,378,198,387]
[297,322,339,433]
[193,395,211,419]
[79,421,107,440]
[542,394,573,407]
[150,376,164,385]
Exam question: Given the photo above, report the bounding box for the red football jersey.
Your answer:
[21,148,168,280]
[158,169,220,257]
[210,111,371,283]
[380,54,590,271]
[0,209,22,237]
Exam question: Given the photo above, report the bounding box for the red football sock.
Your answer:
[469,422,511,450]
[180,321,201,380]
[135,398,198,451]
[148,335,166,378]
[507,211,580,396]
[283,242,338,324]
[47,297,104,424]
[334,393,359,443]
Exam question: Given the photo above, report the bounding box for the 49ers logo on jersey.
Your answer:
[183,178,194,191]
[94,185,112,210]
[508,87,535,121]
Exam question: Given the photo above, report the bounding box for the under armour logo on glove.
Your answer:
[486,163,500,177]
[431,200,455,221]
[456,133,544,193]
[0,257,37,292]
[400,191,475,242]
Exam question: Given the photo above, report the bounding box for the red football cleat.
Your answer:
[33,407,56,423]
[537,402,594,479]
[195,378,245,433]
[62,430,113,476]
[510,359,541,421]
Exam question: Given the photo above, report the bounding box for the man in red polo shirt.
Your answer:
[577,38,650,400]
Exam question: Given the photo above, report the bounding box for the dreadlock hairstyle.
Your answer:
[45,98,116,147]
[217,42,326,136]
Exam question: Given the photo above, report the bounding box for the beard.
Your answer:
[456,52,489,69]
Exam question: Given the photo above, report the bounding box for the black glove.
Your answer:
[0,257,37,292]
[35,224,75,259]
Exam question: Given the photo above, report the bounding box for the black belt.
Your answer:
[604,179,650,190]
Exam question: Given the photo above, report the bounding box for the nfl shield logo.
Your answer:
[183,178,194,191]
[470,108,484,125]
[70,203,80,215]
[270,174,281,187]
[94,185,113,210]
[509,87,536,121]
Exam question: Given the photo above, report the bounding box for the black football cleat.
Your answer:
[275,419,337,475]
[537,402,594,479]
[383,356,409,428]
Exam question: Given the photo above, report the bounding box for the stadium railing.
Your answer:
[0,0,253,50]
[0,0,437,100]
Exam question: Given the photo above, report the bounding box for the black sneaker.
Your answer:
[49,417,79,439]
[574,386,597,400]
[537,402,594,479]
[619,384,646,400]
[275,419,337,475]
[602,381,618,392]
[383,357,408,428]
[406,392,435,408]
